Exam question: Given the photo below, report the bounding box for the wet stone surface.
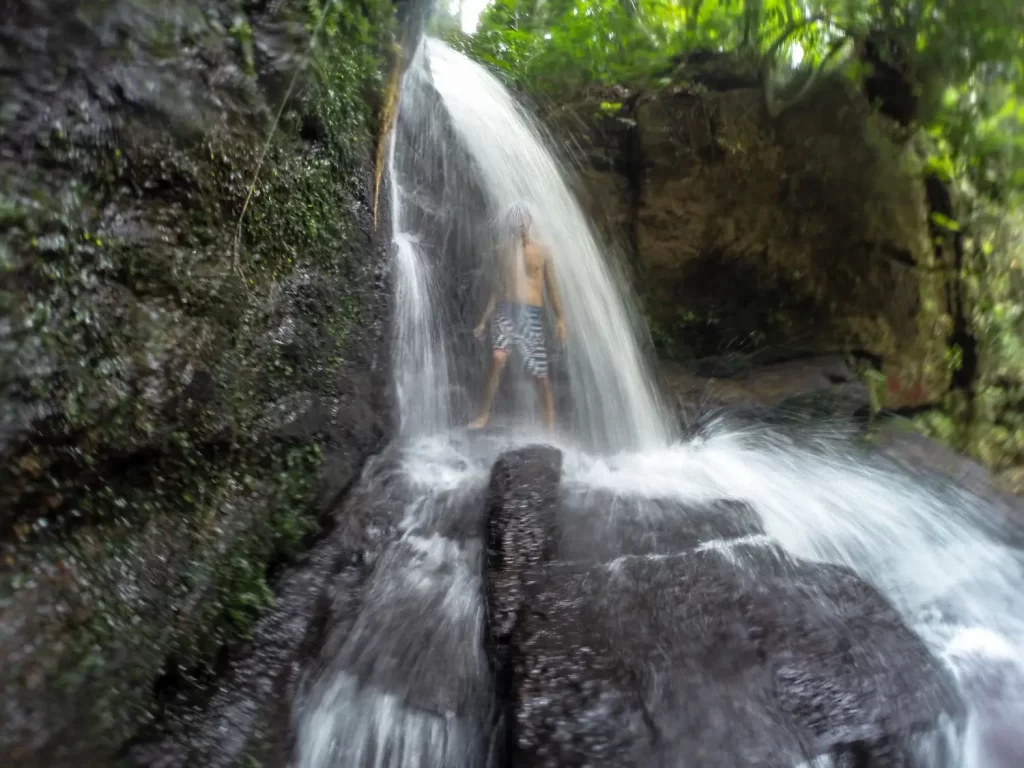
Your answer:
[483,446,965,768]
[122,449,411,767]
[555,490,764,563]
[288,437,496,768]
[484,445,563,659]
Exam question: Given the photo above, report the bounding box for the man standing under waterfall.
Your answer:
[468,203,567,431]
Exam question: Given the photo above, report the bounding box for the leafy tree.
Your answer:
[443,0,1024,199]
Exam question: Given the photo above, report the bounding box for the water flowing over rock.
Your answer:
[484,445,964,767]
[389,39,672,452]
[294,437,495,768]
[660,354,872,427]
[282,34,1024,768]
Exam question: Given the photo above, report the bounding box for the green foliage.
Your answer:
[307,0,396,152]
[230,16,256,76]
[448,0,1024,199]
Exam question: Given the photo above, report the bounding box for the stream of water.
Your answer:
[293,36,1024,768]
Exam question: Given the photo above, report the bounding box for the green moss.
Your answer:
[906,177,1024,472]
[853,365,888,416]
[230,16,256,76]
[912,409,964,448]
[646,305,728,363]
[0,432,330,759]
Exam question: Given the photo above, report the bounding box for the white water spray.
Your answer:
[388,51,452,435]
[388,37,672,451]
[560,418,1024,767]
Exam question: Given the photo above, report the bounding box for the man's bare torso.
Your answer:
[498,239,548,307]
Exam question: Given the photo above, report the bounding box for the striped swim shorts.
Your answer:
[492,302,548,378]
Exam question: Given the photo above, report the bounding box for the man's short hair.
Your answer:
[501,202,532,240]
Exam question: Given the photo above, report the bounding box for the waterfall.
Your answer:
[388,37,672,453]
[293,34,1024,768]
[388,47,452,435]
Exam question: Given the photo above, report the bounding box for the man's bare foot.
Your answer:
[468,414,490,430]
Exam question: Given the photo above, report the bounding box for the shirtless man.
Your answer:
[468,204,567,430]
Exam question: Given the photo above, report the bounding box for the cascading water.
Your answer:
[387,48,453,435]
[423,39,672,452]
[385,34,672,452]
[294,33,1024,768]
[559,418,1024,766]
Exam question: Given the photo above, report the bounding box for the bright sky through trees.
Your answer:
[450,0,491,32]
[440,0,1023,202]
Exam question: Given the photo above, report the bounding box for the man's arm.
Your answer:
[544,256,564,320]
[477,291,497,328]
[544,256,567,341]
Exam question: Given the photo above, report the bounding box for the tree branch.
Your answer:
[687,0,705,32]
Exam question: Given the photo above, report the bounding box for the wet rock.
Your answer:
[875,421,996,490]
[484,445,563,656]
[873,420,1024,548]
[287,438,494,768]
[545,83,950,409]
[482,453,964,767]
[555,490,763,562]
[318,450,487,718]
[123,444,431,766]
[0,0,395,763]
[328,532,487,718]
[661,354,871,426]
[123,527,362,768]
[503,544,963,767]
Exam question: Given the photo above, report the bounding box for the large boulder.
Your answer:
[484,444,964,767]
[509,547,962,767]
[0,0,394,763]
[545,77,952,411]
[484,445,563,664]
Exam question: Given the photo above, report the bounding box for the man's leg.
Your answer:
[534,374,555,431]
[469,349,508,429]
[523,313,553,430]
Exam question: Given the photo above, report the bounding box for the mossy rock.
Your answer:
[0,0,395,763]
[546,77,952,409]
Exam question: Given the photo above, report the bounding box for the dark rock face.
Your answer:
[123,448,410,768]
[873,421,1024,550]
[123,533,366,768]
[661,354,872,427]
[0,0,395,763]
[484,446,964,767]
[555,490,763,562]
[544,82,950,411]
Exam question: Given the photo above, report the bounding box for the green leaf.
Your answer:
[930,212,961,232]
